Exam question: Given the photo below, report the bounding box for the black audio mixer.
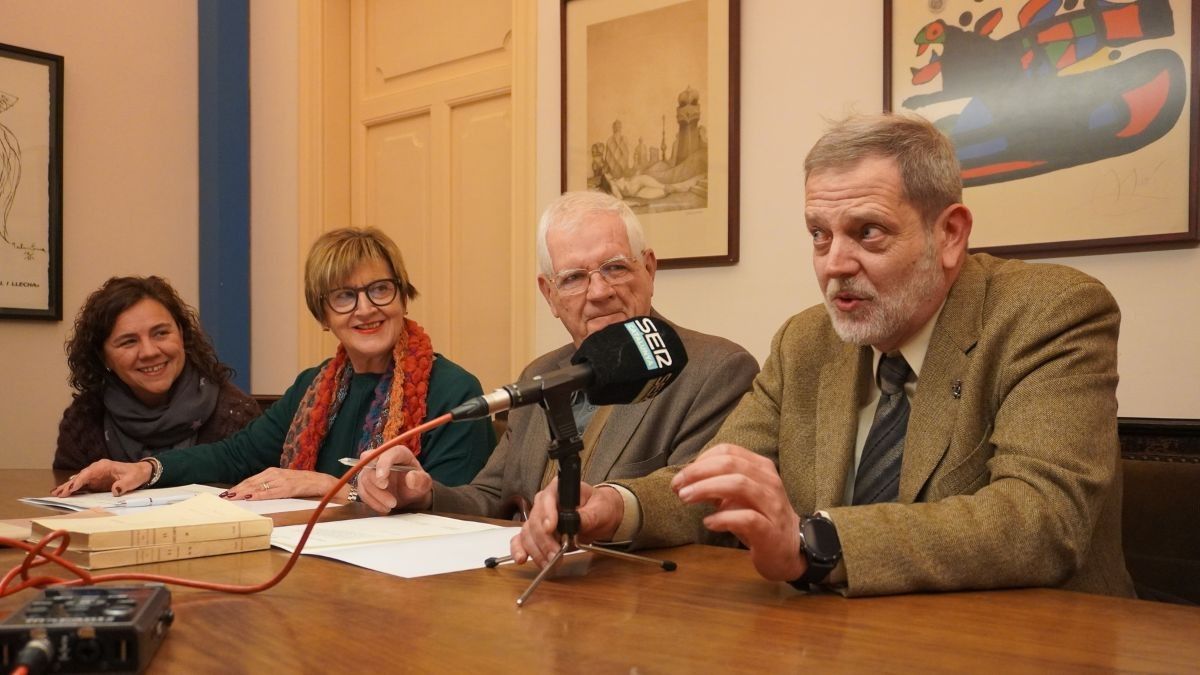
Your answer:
[1,585,172,674]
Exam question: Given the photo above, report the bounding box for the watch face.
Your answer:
[802,517,841,561]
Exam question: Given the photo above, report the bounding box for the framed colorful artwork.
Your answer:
[885,0,1197,255]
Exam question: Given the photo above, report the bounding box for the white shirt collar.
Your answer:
[871,299,947,383]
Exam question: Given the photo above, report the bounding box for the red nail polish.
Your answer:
[218,491,231,498]
[243,494,253,500]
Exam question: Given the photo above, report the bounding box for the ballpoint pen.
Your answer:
[337,457,417,473]
[112,494,194,508]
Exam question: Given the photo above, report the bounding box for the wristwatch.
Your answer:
[789,513,842,589]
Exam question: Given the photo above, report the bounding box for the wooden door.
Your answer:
[299,0,537,391]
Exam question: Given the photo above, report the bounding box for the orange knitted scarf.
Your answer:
[278,318,433,471]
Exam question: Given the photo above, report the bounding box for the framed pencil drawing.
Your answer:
[885,0,1197,255]
[562,0,740,268]
[0,42,63,319]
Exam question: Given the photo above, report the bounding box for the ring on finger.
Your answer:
[262,482,271,490]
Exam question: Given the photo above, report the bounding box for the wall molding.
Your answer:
[1119,417,1200,463]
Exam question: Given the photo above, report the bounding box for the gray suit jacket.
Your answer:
[621,254,1135,598]
[432,318,759,518]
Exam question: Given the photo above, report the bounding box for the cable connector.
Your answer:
[13,636,54,675]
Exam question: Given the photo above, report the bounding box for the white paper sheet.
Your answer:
[20,484,341,516]
[20,484,227,511]
[218,498,342,516]
[270,513,521,578]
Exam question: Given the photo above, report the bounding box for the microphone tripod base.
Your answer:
[486,535,676,607]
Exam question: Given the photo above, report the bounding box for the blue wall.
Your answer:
[197,0,250,391]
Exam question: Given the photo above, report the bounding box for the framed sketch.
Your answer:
[0,42,63,320]
[885,0,1197,255]
[562,0,739,268]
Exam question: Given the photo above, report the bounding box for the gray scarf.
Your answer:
[101,362,220,461]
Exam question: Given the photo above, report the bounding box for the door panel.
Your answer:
[449,94,512,390]
[300,0,524,393]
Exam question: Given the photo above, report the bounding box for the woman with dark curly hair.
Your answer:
[54,276,261,471]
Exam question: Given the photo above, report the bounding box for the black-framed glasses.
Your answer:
[550,255,640,296]
[324,278,402,314]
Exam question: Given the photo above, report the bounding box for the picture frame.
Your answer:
[0,42,63,320]
[885,0,1198,256]
[562,0,739,268]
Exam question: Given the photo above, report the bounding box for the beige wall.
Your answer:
[534,0,1200,420]
[0,1,1195,472]
[0,1,199,468]
[0,1,303,468]
[249,0,300,395]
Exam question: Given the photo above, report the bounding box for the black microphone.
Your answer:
[449,316,688,420]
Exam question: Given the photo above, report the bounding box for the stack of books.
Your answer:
[30,494,273,570]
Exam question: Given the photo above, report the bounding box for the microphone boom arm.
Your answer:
[450,364,593,421]
[539,386,583,538]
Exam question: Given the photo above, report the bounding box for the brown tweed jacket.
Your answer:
[431,317,759,518]
[619,254,1135,598]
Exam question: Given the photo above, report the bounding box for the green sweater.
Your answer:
[156,354,494,487]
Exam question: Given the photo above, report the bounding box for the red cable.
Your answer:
[0,414,452,598]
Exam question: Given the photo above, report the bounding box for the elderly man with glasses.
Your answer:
[356,191,759,521]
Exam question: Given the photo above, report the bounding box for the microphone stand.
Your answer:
[485,385,675,606]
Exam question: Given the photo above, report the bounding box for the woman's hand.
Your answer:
[51,460,152,497]
[222,468,342,501]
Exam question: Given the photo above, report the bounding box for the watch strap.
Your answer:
[788,514,841,589]
[789,556,836,589]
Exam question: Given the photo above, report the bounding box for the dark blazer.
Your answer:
[431,317,759,518]
[621,254,1135,598]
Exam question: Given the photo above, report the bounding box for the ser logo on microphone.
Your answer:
[625,317,673,370]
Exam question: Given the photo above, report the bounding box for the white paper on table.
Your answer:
[221,498,342,516]
[20,484,341,516]
[270,513,520,578]
[20,484,227,511]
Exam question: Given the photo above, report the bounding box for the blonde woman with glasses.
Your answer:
[55,228,495,501]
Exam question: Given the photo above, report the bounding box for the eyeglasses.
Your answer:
[550,255,639,296]
[324,278,402,314]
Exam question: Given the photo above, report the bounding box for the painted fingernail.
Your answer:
[243,494,253,500]
[218,491,230,498]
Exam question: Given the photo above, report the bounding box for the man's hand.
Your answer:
[354,445,433,514]
[51,460,152,497]
[671,443,807,582]
[509,479,625,568]
[223,468,340,501]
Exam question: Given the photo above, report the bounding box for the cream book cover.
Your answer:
[31,493,273,551]
[60,534,272,570]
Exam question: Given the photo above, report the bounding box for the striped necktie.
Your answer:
[853,353,912,505]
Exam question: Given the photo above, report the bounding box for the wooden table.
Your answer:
[2,469,1198,672]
